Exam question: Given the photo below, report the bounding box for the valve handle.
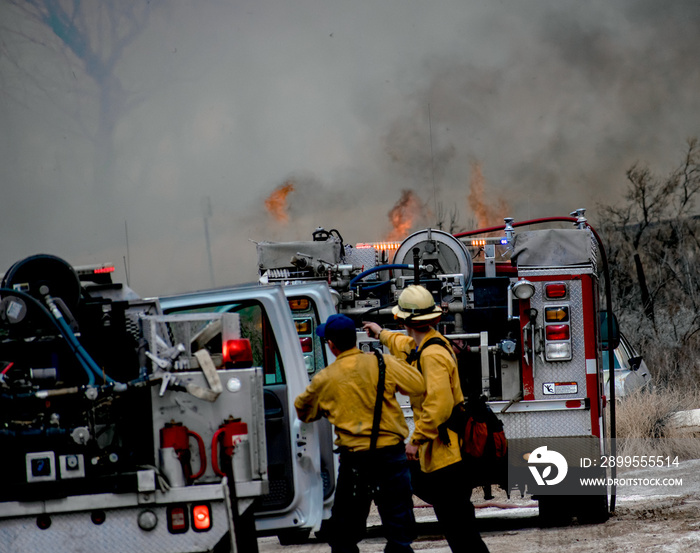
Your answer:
[188,429,207,481]
[210,427,225,477]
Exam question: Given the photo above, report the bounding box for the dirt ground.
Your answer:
[479,494,700,553]
[258,460,700,553]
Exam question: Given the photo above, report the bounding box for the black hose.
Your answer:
[0,288,123,387]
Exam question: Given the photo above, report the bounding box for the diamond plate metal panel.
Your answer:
[345,246,377,276]
[500,408,591,439]
[0,502,229,553]
[529,279,588,400]
[405,414,415,437]
[405,409,590,442]
[519,267,595,277]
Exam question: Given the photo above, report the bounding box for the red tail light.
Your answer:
[299,337,313,352]
[546,324,570,341]
[545,283,568,299]
[223,339,253,368]
[192,504,211,532]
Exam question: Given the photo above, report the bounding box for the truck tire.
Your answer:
[538,496,573,527]
[575,494,609,524]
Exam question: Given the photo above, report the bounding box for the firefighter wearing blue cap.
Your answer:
[364,285,490,553]
[295,313,425,553]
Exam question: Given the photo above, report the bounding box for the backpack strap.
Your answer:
[411,336,454,374]
[370,348,386,453]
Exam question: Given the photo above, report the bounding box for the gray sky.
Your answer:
[1,0,699,296]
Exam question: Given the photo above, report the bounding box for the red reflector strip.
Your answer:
[546,324,570,341]
[545,283,567,299]
[565,400,582,409]
[192,504,211,531]
[299,337,313,352]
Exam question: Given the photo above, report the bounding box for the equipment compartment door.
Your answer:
[159,285,325,536]
[283,284,339,505]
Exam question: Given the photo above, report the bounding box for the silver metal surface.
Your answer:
[500,407,591,439]
[0,502,230,553]
[491,399,586,413]
[151,368,268,491]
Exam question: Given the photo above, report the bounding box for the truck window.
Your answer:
[165,301,286,385]
[601,349,622,370]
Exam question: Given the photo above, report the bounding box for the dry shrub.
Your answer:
[626,311,700,389]
[596,138,700,390]
[614,386,700,462]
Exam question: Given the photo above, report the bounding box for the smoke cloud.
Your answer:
[1,0,699,296]
[468,162,511,229]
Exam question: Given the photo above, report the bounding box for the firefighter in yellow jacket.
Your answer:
[364,285,490,553]
[295,313,425,553]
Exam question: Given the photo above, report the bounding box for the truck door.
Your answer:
[159,285,325,539]
[282,283,339,516]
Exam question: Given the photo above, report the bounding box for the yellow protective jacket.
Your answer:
[294,348,425,452]
[380,328,464,473]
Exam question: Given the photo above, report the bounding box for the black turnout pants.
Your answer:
[329,443,416,553]
[410,460,490,553]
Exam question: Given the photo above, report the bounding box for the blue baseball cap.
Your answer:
[316,314,356,341]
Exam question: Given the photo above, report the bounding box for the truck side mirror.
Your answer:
[599,311,620,351]
[628,355,643,371]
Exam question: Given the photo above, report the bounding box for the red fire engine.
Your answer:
[257,208,619,524]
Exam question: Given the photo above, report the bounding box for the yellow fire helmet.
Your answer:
[391,285,442,321]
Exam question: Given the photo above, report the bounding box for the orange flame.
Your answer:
[467,162,510,228]
[265,181,295,223]
[387,190,423,241]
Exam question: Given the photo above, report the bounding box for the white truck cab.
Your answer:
[159,282,338,544]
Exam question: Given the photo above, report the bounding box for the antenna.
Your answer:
[428,104,438,221]
[124,220,131,286]
[202,196,215,288]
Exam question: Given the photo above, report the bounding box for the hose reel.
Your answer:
[1,254,81,312]
[392,228,474,289]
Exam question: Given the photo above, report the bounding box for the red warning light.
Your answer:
[192,504,211,531]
